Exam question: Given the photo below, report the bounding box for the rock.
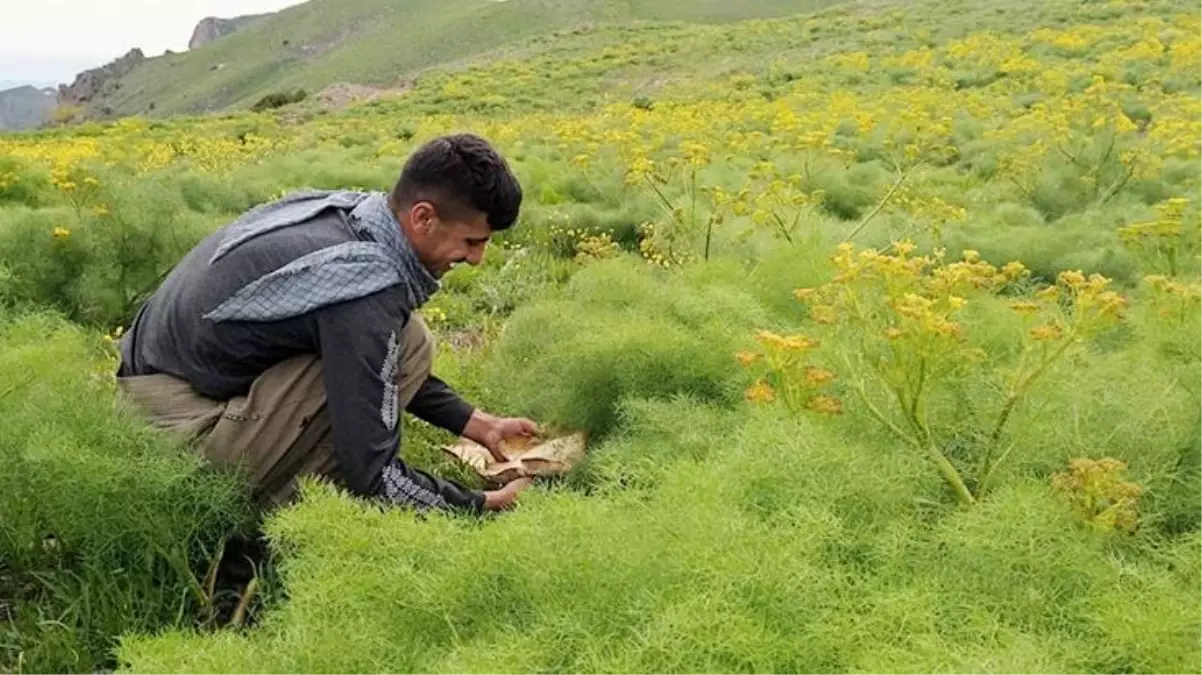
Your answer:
[188,14,270,50]
[57,48,145,106]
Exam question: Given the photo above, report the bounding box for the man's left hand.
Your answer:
[463,411,540,463]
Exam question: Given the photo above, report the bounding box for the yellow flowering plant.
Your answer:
[1142,274,1201,326]
[746,241,1132,506]
[1050,457,1143,534]
[1117,197,1199,277]
[737,331,841,415]
[633,146,725,262]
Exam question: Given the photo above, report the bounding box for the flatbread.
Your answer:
[443,432,587,486]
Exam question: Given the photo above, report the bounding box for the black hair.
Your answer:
[390,133,522,231]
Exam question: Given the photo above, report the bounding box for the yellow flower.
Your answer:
[782,334,819,351]
[793,287,817,301]
[1002,261,1028,280]
[962,249,981,263]
[892,239,917,256]
[1095,291,1128,316]
[1009,300,1042,315]
[810,305,837,324]
[802,366,836,386]
[52,226,71,239]
[756,330,785,348]
[745,380,777,404]
[805,394,844,415]
[947,295,968,311]
[735,350,762,367]
[1058,270,1087,289]
[893,293,932,319]
[883,326,907,340]
[1030,323,1063,341]
[1035,286,1060,302]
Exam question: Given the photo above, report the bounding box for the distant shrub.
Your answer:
[250,89,307,112]
[807,161,885,220]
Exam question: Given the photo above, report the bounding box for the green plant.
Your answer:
[1117,197,1200,277]
[751,242,1130,505]
[1050,457,1142,534]
[0,311,256,672]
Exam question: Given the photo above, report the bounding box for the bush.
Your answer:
[0,311,255,673]
[0,171,220,328]
[0,156,52,207]
[250,89,308,113]
[469,257,772,437]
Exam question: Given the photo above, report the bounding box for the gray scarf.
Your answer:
[203,190,439,322]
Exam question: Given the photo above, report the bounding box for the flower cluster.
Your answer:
[1051,457,1142,534]
[1117,197,1199,277]
[737,330,842,415]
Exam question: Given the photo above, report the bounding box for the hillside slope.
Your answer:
[76,0,844,119]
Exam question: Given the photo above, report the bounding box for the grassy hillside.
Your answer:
[88,0,843,119]
[1,0,1199,671]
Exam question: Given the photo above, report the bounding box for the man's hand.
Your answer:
[482,477,533,511]
[463,410,540,463]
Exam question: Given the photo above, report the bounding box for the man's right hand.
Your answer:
[482,477,533,511]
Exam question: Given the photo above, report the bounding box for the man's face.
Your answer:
[404,201,492,278]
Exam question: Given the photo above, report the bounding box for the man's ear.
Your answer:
[408,201,438,234]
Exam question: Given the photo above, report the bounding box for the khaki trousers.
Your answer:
[116,315,435,507]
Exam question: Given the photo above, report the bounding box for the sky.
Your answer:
[0,0,303,87]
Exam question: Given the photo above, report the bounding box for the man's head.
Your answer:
[389,133,522,278]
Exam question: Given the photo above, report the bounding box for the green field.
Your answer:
[1,0,1200,671]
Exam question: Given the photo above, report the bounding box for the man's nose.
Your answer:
[465,247,485,265]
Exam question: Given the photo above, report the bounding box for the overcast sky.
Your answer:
[0,0,303,86]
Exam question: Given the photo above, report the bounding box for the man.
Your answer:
[115,133,536,514]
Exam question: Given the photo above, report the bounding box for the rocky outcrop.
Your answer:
[57,48,145,105]
[188,14,270,50]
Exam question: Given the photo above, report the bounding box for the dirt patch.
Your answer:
[314,81,410,110]
[443,328,489,352]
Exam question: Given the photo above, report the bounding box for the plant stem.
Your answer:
[770,212,794,244]
[704,214,714,261]
[974,336,1076,498]
[842,167,909,243]
[925,440,976,506]
[230,576,259,628]
[644,176,678,221]
[847,371,975,505]
[690,165,697,239]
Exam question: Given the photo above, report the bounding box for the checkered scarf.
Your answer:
[203,190,439,322]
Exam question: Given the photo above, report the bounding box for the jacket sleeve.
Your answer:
[312,290,484,513]
[406,374,475,435]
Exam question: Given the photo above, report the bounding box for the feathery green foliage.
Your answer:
[0,0,1198,671]
[0,311,256,672]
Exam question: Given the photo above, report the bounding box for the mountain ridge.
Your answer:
[57,0,844,122]
[0,84,58,131]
